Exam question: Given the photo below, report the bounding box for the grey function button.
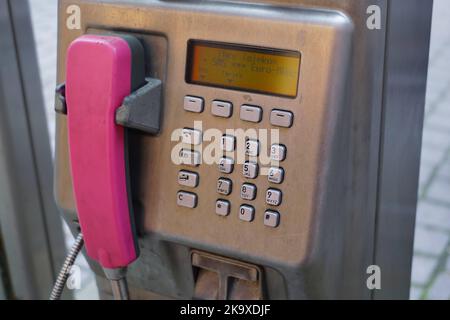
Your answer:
[212,100,233,118]
[216,200,230,216]
[179,149,201,166]
[178,170,199,188]
[264,210,280,227]
[177,191,197,208]
[239,205,255,222]
[270,109,293,128]
[240,105,262,123]
[184,96,204,113]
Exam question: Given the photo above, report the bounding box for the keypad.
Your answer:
[180,95,294,227]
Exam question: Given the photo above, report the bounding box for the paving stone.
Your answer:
[416,201,450,230]
[427,272,450,300]
[413,226,448,256]
[427,177,450,205]
[410,255,438,286]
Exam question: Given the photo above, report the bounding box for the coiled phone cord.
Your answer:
[49,233,84,300]
[49,232,131,300]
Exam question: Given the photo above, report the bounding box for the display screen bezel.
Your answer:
[185,40,301,99]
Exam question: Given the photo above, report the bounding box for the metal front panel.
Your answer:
[56,0,352,268]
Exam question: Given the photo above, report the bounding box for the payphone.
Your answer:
[53,0,432,299]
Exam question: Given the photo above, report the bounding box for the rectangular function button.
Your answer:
[218,157,234,174]
[216,200,230,216]
[270,109,293,128]
[177,170,199,188]
[182,128,202,145]
[212,100,233,118]
[241,183,257,201]
[179,149,201,166]
[268,167,284,184]
[266,188,282,206]
[184,96,204,113]
[240,105,262,123]
[217,178,232,195]
[270,144,286,162]
[245,139,259,157]
[264,210,280,227]
[243,162,258,179]
[239,205,255,222]
[177,191,197,208]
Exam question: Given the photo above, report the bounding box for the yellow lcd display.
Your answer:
[186,41,301,98]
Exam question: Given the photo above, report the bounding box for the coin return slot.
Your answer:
[192,251,263,300]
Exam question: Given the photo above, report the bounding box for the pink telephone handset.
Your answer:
[65,35,144,270]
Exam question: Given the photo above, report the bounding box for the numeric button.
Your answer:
[218,157,234,174]
[245,139,259,157]
[239,205,255,222]
[241,183,257,201]
[266,188,282,206]
[268,167,284,184]
[221,135,235,152]
[270,144,286,162]
[217,178,232,195]
[243,162,258,179]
